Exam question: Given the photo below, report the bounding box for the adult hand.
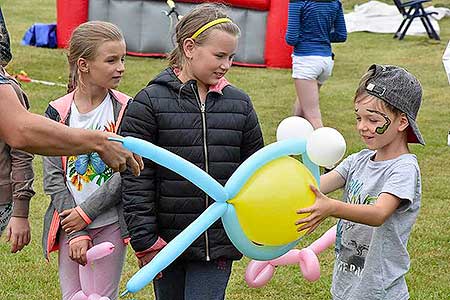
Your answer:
[5,217,31,253]
[60,208,87,234]
[295,185,336,234]
[69,239,92,266]
[98,132,143,176]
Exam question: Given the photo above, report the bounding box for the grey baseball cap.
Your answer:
[365,64,425,145]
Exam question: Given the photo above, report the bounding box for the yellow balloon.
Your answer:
[229,156,317,246]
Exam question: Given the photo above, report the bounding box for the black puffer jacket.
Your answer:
[120,68,264,261]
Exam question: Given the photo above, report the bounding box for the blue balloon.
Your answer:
[120,137,228,202]
[222,205,299,261]
[108,135,324,296]
[301,153,320,185]
[125,202,228,294]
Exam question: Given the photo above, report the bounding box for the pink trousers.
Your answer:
[58,222,126,300]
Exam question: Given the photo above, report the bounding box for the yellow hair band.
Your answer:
[191,18,233,39]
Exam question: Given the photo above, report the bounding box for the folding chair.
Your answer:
[393,0,440,40]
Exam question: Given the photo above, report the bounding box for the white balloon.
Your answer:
[306,127,346,167]
[276,116,314,142]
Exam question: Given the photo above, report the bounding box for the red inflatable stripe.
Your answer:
[56,0,88,48]
[176,0,270,11]
[265,0,292,68]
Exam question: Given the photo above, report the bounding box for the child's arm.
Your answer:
[119,89,165,256]
[60,173,122,234]
[319,170,345,194]
[296,187,400,233]
[42,107,90,241]
[43,155,90,235]
[285,1,303,46]
[330,2,347,43]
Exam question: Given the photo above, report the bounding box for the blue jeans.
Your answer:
[153,259,233,300]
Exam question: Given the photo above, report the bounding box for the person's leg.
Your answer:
[58,231,83,300]
[291,55,304,118]
[88,223,126,300]
[293,96,303,117]
[294,78,322,129]
[184,259,233,300]
[153,261,185,300]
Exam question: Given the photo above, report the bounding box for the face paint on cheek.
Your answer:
[367,109,391,135]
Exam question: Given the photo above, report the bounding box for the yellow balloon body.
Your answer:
[229,156,317,246]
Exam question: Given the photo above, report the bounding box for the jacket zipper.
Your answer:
[192,83,211,261]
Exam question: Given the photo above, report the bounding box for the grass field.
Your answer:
[0,0,449,299]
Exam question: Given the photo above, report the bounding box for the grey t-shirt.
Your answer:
[331,149,421,300]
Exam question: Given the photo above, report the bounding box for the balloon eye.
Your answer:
[306,127,346,167]
[276,116,314,141]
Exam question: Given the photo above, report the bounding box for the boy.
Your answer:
[296,64,423,300]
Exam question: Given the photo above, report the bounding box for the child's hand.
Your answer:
[69,239,92,266]
[137,250,163,279]
[60,208,88,234]
[138,250,159,268]
[295,185,336,234]
[5,217,31,253]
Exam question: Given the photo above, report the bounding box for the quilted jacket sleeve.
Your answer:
[118,88,160,252]
[240,96,264,162]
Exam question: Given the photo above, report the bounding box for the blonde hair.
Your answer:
[168,3,240,68]
[67,21,124,93]
[354,68,400,115]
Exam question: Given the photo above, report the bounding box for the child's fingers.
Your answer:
[309,184,320,195]
[80,250,87,266]
[306,220,323,235]
[296,207,313,214]
[61,216,73,227]
[296,222,311,232]
[295,213,314,225]
[61,222,70,231]
[59,209,71,218]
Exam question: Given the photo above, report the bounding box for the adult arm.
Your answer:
[0,85,142,175]
[6,125,35,253]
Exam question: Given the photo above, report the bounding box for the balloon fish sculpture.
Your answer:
[111,117,346,297]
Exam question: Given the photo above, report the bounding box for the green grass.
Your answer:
[1,0,450,299]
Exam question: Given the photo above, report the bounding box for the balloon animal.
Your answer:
[110,117,346,297]
[245,225,336,288]
[71,242,115,300]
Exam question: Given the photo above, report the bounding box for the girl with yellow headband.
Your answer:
[120,3,264,300]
